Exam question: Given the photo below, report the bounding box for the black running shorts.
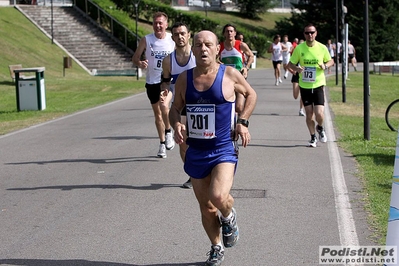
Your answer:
[291,72,299,83]
[272,60,282,69]
[299,86,325,107]
[145,83,161,104]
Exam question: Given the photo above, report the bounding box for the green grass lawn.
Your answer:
[0,7,146,135]
[327,72,399,243]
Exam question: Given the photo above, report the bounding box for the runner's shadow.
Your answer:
[7,183,182,191]
[5,156,159,165]
[0,259,204,266]
[93,136,159,140]
[249,143,306,148]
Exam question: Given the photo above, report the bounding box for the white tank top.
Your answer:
[282,41,292,58]
[170,50,196,93]
[348,44,355,55]
[327,44,334,57]
[144,33,175,84]
[272,42,283,61]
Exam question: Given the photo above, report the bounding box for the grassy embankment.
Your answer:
[0,7,282,134]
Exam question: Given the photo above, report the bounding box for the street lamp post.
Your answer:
[134,0,140,80]
[363,0,370,140]
[335,0,339,85]
[51,0,54,44]
[341,2,347,103]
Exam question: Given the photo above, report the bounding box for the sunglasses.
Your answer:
[304,31,316,35]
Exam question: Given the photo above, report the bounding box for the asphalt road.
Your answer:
[0,65,376,266]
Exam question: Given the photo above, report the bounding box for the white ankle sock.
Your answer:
[213,241,224,250]
[221,211,233,221]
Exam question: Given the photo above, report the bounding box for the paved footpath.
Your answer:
[0,66,376,266]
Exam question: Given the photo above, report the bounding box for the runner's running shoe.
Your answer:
[308,136,317,147]
[317,126,327,143]
[205,245,224,266]
[182,177,192,189]
[157,143,166,158]
[165,131,175,150]
[221,208,239,248]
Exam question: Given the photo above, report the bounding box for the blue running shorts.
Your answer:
[184,142,238,179]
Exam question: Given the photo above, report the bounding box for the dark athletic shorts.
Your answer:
[299,86,325,107]
[291,72,299,83]
[272,60,282,69]
[145,83,161,104]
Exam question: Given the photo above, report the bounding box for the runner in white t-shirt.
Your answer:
[267,34,287,86]
[132,12,175,158]
[282,35,293,79]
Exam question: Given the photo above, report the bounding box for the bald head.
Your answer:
[194,30,218,46]
[192,30,220,66]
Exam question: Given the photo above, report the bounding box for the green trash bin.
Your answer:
[14,67,46,111]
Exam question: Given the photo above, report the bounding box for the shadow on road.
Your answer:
[6,183,182,191]
[0,259,204,266]
[5,156,159,165]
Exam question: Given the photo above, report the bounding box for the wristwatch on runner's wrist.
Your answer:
[237,118,249,127]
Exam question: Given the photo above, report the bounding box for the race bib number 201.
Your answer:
[186,104,216,139]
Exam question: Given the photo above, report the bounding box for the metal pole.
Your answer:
[341,1,346,102]
[51,0,54,44]
[363,0,370,140]
[335,0,339,85]
[134,0,139,80]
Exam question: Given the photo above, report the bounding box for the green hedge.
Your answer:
[91,0,269,57]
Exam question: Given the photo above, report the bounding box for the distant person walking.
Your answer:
[160,22,196,188]
[333,39,342,65]
[282,35,293,79]
[268,34,287,86]
[291,38,299,53]
[170,30,257,266]
[348,40,357,71]
[288,24,333,147]
[326,39,335,74]
[290,39,305,116]
[235,32,248,67]
[132,12,175,158]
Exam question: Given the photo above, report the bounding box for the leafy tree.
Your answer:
[351,1,399,62]
[236,0,276,19]
[273,0,399,62]
[109,0,272,56]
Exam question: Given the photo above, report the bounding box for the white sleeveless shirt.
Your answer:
[271,42,283,61]
[144,32,175,84]
[170,50,196,93]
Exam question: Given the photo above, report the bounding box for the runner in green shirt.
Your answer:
[288,24,334,148]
